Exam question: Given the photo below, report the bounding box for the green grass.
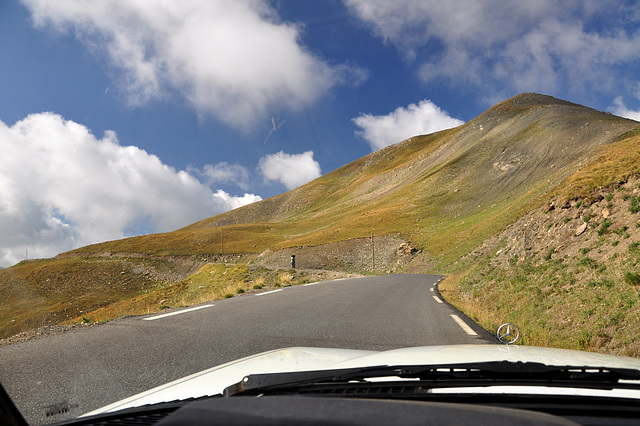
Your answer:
[624,272,640,286]
[442,252,640,356]
[597,218,612,236]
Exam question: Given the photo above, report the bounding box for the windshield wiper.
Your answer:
[224,361,640,397]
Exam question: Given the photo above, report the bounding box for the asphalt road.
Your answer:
[0,274,493,424]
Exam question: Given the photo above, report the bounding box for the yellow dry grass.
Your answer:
[560,130,640,201]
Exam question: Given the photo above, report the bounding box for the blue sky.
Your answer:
[2,0,640,266]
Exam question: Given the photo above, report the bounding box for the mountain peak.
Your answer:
[481,93,587,118]
[509,92,582,108]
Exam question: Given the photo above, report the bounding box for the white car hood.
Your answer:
[85,344,640,416]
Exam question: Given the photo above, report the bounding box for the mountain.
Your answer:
[2,93,639,345]
[69,93,639,266]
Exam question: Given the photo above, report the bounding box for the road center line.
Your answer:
[254,289,284,296]
[450,314,478,335]
[143,304,215,321]
[432,295,443,303]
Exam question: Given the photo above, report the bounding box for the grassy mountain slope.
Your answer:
[2,93,640,345]
[70,94,638,264]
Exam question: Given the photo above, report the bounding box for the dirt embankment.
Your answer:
[472,175,640,268]
[252,235,427,273]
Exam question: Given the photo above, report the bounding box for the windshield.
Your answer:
[1,1,640,425]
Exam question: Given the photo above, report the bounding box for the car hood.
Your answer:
[84,344,640,416]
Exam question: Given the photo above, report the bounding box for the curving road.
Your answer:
[0,274,493,424]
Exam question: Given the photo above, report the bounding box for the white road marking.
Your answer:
[432,296,443,303]
[430,287,434,292]
[143,304,214,321]
[450,314,478,335]
[254,289,284,296]
[303,282,320,286]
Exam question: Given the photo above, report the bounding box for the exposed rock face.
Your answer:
[254,236,424,272]
[397,243,418,255]
[467,175,640,271]
[575,222,588,236]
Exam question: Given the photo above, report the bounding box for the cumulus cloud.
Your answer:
[211,189,262,210]
[0,113,261,267]
[611,97,640,122]
[258,151,321,190]
[188,162,251,190]
[22,0,365,127]
[344,0,640,98]
[353,100,463,151]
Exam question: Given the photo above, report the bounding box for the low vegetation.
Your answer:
[68,264,331,324]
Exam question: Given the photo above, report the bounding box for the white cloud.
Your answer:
[611,97,640,122]
[352,99,463,151]
[22,0,365,127]
[212,189,262,210]
[344,0,640,98]
[0,113,261,267]
[258,151,321,190]
[188,162,251,190]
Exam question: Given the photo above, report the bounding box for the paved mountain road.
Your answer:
[0,274,493,424]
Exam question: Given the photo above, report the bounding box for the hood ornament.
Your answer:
[497,323,520,345]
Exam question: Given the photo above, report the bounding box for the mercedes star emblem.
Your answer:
[497,323,520,345]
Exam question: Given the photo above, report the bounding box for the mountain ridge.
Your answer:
[170,93,638,261]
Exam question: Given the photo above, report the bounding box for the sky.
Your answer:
[1,0,640,267]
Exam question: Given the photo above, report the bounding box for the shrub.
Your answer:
[630,196,640,214]
[616,226,629,236]
[597,218,612,236]
[278,272,293,285]
[252,276,265,290]
[624,272,640,286]
[577,257,606,272]
[543,247,555,261]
